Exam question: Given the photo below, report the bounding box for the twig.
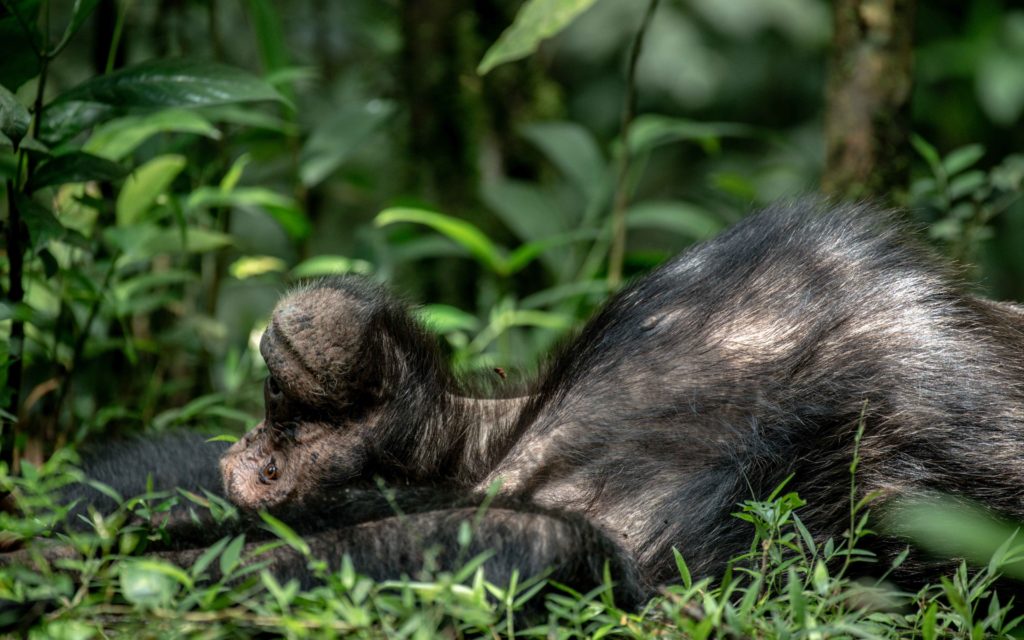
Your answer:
[607,0,660,288]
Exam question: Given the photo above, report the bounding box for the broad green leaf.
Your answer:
[116,154,187,225]
[186,186,310,239]
[478,0,600,74]
[480,178,569,241]
[28,151,127,190]
[14,193,66,247]
[229,255,287,279]
[299,100,395,187]
[376,208,506,274]
[40,100,118,145]
[417,304,480,334]
[0,4,42,91]
[519,121,607,203]
[627,115,756,155]
[290,255,373,278]
[0,83,30,147]
[626,200,723,240]
[84,109,220,160]
[941,144,985,177]
[106,224,233,258]
[54,58,287,109]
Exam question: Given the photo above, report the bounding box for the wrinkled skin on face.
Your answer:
[220,281,391,510]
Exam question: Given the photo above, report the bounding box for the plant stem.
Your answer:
[607,0,659,288]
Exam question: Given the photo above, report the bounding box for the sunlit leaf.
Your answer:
[376,207,507,274]
[186,186,310,239]
[84,109,220,160]
[290,255,373,278]
[478,0,600,74]
[417,304,481,334]
[229,255,287,279]
[116,154,187,226]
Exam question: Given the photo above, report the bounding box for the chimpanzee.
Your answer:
[220,199,1024,590]
[9,200,1024,607]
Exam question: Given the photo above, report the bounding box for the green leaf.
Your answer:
[519,121,607,203]
[116,154,187,225]
[480,179,569,239]
[105,224,233,258]
[260,512,310,556]
[417,304,481,334]
[299,100,395,187]
[190,536,231,579]
[0,4,42,91]
[376,207,507,274]
[941,144,985,177]
[219,534,246,576]
[478,0,600,74]
[672,547,692,589]
[229,255,287,279]
[626,200,724,240]
[0,83,30,147]
[505,228,600,275]
[39,100,118,145]
[627,115,756,155]
[84,109,220,161]
[54,58,287,109]
[14,193,66,247]
[29,151,127,190]
[119,559,190,607]
[186,186,310,239]
[290,255,373,278]
[911,134,943,176]
[977,51,1024,125]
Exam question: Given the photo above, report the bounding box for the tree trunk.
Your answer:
[823,0,917,202]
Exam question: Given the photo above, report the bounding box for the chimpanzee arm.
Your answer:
[159,506,646,609]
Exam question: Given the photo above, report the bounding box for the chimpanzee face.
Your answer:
[219,280,388,510]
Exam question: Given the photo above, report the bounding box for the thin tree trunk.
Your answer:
[823,0,917,201]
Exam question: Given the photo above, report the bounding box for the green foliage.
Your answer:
[478,0,602,74]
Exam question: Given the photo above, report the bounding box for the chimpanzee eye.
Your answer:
[259,460,279,484]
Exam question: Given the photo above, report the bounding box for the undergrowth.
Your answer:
[1,440,1024,639]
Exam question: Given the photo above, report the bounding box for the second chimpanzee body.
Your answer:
[212,199,1024,594]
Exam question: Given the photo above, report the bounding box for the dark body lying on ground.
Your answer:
[15,200,1024,607]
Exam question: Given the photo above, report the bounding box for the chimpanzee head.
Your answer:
[220,277,424,510]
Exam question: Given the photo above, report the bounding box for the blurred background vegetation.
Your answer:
[1,0,1022,466]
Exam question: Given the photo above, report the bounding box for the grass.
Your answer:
[2,443,1024,638]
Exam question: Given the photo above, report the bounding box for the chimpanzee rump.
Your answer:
[219,199,1024,592]
[13,200,1024,607]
